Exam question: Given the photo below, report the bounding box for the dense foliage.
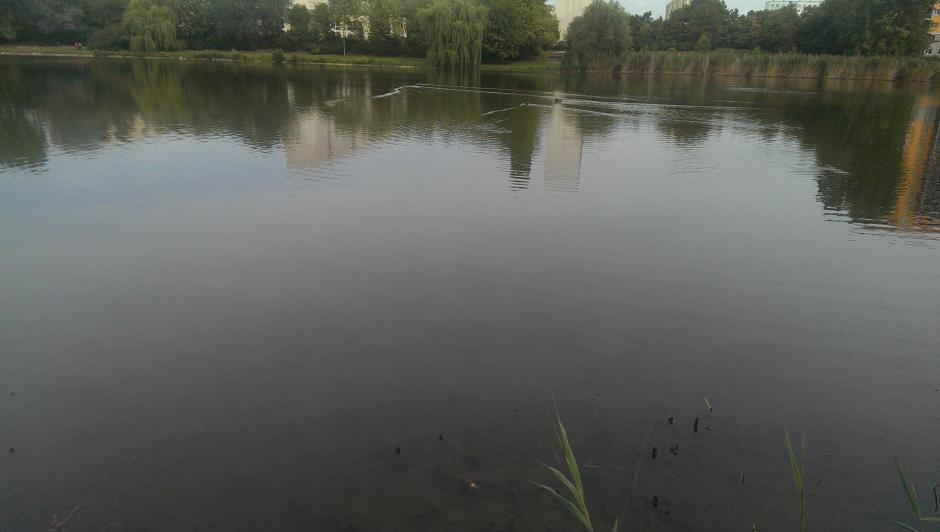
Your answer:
[419,0,486,68]
[0,0,556,61]
[626,0,934,55]
[564,0,632,68]
[0,0,933,61]
[482,0,557,61]
[123,0,178,51]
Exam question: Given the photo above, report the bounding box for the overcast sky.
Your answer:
[549,0,770,20]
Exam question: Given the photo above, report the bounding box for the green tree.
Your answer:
[629,11,658,50]
[419,0,487,70]
[365,0,411,55]
[662,0,731,50]
[795,4,840,53]
[758,5,799,52]
[796,0,932,55]
[564,0,632,69]
[694,32,711,50]
[188,0,289,50]
[330,0,363,55]
[726,9,766,50]
[0,0,17,40]
[5,0,85,43]
[284,3,313,49]
[310,2,333,41]
[177,0,211,48]
[82,0,130,48]
[481,0,557,61]
[123,0,179,51]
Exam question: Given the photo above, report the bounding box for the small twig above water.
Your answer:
[48,505,80,532]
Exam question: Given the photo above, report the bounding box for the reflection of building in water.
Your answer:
[284,110,367,169]
[924,2,940,56]
[503,107,541,190]
[895,94,940,232]
[283,77,375,169]
[544,103,583,193]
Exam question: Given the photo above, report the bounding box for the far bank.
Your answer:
[2,46,939,81]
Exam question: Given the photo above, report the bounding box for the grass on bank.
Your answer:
[0,45,559,72]
[0,45,425,67]
[3,45,939,80]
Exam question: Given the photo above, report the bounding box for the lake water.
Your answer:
[1,57,938,531]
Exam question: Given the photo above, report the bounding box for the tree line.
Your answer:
[4,57,930,222]
[562,0,934,69]
[0,0,558,61]
[1,0,934,69]
[646,0,932,55]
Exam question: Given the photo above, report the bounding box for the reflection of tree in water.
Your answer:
[642,75,940,231]
[756,81,938,229]
[0,58,298,169]
[4,58,939,230]
[500,106,541,189]
[0,60,572,193]
[0,62,47,170]
[654,111,719,148]
[562,73,722,149]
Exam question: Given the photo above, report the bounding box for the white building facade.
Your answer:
[764,0,822,13]
[555,0,592,39]
[287,0,406,39]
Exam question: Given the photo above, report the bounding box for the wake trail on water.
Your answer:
[481,104,526,116]
[335,83,749,120]
[371,84,423,99]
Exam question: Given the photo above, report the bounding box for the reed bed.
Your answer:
[536,408,939,531]
[584,50,940,81]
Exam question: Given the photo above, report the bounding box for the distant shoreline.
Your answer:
[0,46,562,73]
[3,46,938,81]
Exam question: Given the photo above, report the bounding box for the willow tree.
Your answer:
[123,0,179,52]
[419,0,487,70]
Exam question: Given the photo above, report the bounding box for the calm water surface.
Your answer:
[1,57,939,531]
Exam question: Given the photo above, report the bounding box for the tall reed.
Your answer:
[785,431,815,532]
[580,50,940,82]
[895,461,940,531]
[532,410,618,532]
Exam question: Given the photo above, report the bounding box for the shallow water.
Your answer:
[1,57,939,531]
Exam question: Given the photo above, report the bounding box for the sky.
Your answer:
[548,0,769,20]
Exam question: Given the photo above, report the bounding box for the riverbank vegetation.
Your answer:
[0,44,563,71]
[2,0,938,77]
[420,0,487,69]
[599,50,940,81]
[0,0,557,65]
[563,0,937,71]
[625,0,935,56]
[4,43,937,81]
